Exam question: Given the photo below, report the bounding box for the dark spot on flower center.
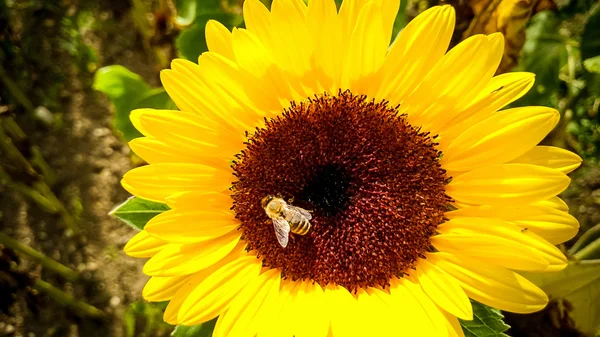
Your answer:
[231,91,450,291]
[299,164,351,217]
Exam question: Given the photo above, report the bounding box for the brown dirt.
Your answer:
[0,2,168,337]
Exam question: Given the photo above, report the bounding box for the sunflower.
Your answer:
[121,0,582,336]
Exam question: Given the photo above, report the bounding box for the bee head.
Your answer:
[261,195,274,209]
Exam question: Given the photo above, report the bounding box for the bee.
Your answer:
[261,195,312,248]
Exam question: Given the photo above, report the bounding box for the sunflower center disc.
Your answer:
[231,91,450,291]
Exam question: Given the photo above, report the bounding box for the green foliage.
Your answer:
[460,301,510,337]
[584,56,600,73]
[174,0,243,61]
[171,319,217,337]
[391,0,408,40]
[516,11,569,107]
[93,65,176,141]
[123,301,171,337]
[523,261,600,336]
[176,13,242,61]
[581,4,600,61]
[109,197,169,231]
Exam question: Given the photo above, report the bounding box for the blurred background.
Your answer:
[0,0,599,336]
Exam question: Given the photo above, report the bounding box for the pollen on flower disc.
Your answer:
[231,91,450,291]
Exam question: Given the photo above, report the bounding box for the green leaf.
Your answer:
[136,88,178,111]
[93,66,176,141]
[581,4,600,61]
[522,261,600,336]
[176,13,242,61]
[109,196,169,230]
[174,0,198,26]
[93,65,150,141]
[391,0,407,41]
[584,56,600,73]
[171,318,217,337]
[460,301,510,337]
[516,11,569,107]
[124,301,171,337]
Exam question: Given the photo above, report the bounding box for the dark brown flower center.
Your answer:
[231,91,450,291]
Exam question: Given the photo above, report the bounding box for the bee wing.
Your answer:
[285,205,313,221]
[272,218,291,248]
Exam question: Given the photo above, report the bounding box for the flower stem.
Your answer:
[0,64,35,113]
[0,232,80,282]
[572,236,600,262]
[569,223,600,255]
[33,278,105,319]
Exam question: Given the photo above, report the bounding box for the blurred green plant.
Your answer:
[516,3,600,161]
[93,65,176,142]
[521,226,600,336]
[171,319,217,337]
[124,301,172,337]
[173,0,244,61]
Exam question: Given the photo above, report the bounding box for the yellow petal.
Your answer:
[415,258,473,320]
[129,137,225,165]
[378,5,455,103]
[164,191,232,210]
[442,107,560,172]
[510,146,582,174]
[163,272,206,324]
[433,230,550,271]
[249,273,289,337]
[420,33,506,134]
[172,59,264,131]
[121,163,232,203]
[197,51,280,115]
[433,252,549,313]
[401,35,492,129]
[213,269,280,337]
[381,0,401,42]
[306,0,340,90]
[143,275,192,302]
[440,308,466,337]
[143,231,241,276]
[270,0,313,77]
[446,204,579,244]
[533,196,569,211]
[124,230,167,258]
[439,72,536,148]
[289,282,329,337]
[243,0,272,45]
[231,28,294,102]
[178,256,262,325]
[205,20,235,60]
[257,280,300,337]
[144,209,239,243]
[437,217,567,271]
[134,107,243,158]
[326,285,362,337]
[338,0,371,39]
[351,289,386,336]
[346,2,387,92]
[390,277,450,337]
[446,164,570,205]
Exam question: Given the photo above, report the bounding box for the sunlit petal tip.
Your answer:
[123,230,166,258]
[487,32,505,44]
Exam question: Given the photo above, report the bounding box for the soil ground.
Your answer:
[0,2,168,336]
